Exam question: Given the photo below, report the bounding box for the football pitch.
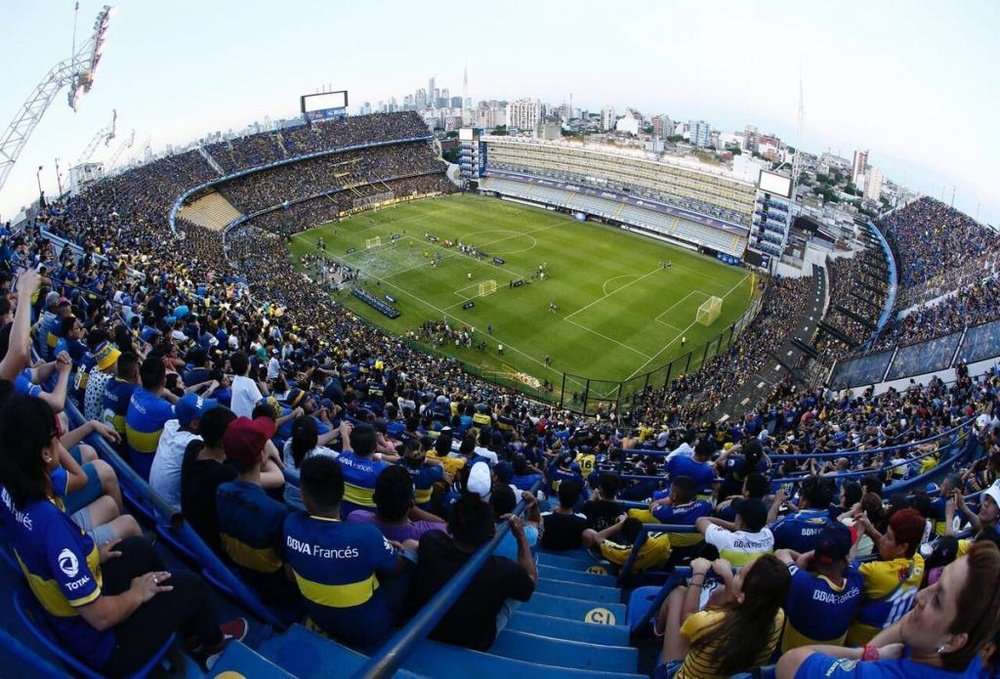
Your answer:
[287,193,755,393]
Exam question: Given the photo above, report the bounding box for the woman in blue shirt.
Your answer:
[777,541,1000,678]
[0,394,247,674]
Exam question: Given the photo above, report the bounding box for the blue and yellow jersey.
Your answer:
[771,509,835,553]
[124,387,174,478]
[14,368,42,397]
[217,480,289,581]
[574,452,596,476]
[651,499,713,547]
[103,378,137,435]
[0,487,114,669]
[781,563,864,652]
[337,452,390,518]
[846,554,924,646]
[599,532,672,571]
[397,461,443,507]
[472,411,492,428]
[284,513,399,647]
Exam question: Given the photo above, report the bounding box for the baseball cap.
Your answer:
[814,523,852,564]
[284,388,306,408]
[736,498,768,532]
[175,393,219,427]
[223,416,276,467]
[467,461,492,499]
[94,341,121,371]
[983,480,1000,510]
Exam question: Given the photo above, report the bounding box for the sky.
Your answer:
[1,0,997,224]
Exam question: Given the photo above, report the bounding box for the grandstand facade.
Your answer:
[478,137,756,258]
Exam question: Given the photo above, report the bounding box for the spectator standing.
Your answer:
[150,392,218,507]
[125,357,176,480]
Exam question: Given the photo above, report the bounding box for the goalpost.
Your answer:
[696,296,723,326]
[365,236,382,249]
[478,280,498,297]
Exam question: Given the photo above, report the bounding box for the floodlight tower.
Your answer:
[0,5,115,197]
[76,109,117,165]
[107,129,134,172]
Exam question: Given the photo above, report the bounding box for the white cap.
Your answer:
[984,480,1000,511]
[467,461,492,499]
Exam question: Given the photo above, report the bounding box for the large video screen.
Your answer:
[301,91,348,113]
[758,170,792,198]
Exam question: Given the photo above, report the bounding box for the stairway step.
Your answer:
[536,578,621,603]
[522,592,626,625]
[208,640,298,678]
[538,564,617,586]
[508,610,631,645]
[407,638,645,679]
[537,552,610,572]
[255,623,425,678]
[492,629,637,673]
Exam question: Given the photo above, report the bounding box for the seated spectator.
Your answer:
[346,465,445,542]
[715,438,771,500]
[846,507,927,646]
[774,523,864,651]
[229,351,265,419]
[667,436,717,497]
[594,516,673,573]
[631,475,713,526]
[284,455,413,649]
[546,451,588,501]
[490,484,541,561]
[777,541,1000,679]
[655,554,790,679]
[770,475,837,553]
[216,415,298,605]
[282,416,343,510]
[540,479,590,550]
[695,498,774,566]
[714,472,770,523]
[125,356,175,480]
[99,349,139,448]
[150,392,219,507]
[945,479,1000,555]
[582,472,624,531]
[180,406,238,552]
[409,493,536,650]
[829,480,863,522]
[395,437,446,511]
[338,422,391,518]
[0,394,247,675]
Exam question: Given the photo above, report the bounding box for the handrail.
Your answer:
[354,480,543,679]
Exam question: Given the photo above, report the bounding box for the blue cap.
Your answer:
[176,393,218,426]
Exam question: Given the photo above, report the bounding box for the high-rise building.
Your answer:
[864,166,884,202]
[415,88,427,109]
[852,149,868,185]
[688,120,712,148]
[744,125,759,153]
[428,77,435,106]
[651,114,674,140]
[508,99,542,134]
[600,106,615,131]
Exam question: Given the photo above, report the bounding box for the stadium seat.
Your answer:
[13,588,175,679]
[625,585,661,632]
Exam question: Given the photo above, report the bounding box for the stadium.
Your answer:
[0,6,999,679]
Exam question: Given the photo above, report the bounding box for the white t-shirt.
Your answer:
[267,356,281,381]
[149,419,199,508]
[703,524,774,566]
[230,375,263,418]
[282,440,338,510]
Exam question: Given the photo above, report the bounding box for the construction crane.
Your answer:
[76,109,117,165]
[0,5,116,196]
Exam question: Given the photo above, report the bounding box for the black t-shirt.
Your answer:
[581,499,622,532]
[541,510,589,550]
[180,440,238,553]
[409,529,534,650]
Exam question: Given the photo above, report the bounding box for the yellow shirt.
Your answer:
[675,608,785,679]
[846,554,924,646]
[599,532,671,571]
[426,451,466,477]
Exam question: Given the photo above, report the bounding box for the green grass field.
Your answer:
[287,194,754,395]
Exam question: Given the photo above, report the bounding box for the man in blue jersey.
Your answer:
[337,422,391,518]
[124,356,175,480]
[666,436,717,496]
[770,475,837,553]
[775,522,864,651]
[101,351,139,452]
[284,455,413,649]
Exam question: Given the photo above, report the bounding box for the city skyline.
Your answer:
[0,0,996,224]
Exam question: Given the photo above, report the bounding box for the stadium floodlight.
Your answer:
[0,5,115,197]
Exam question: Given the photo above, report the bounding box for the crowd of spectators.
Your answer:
[1,112,999,677]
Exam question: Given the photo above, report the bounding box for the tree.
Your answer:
[667,134,685,143]
[844,182,862,196]
[442,148,460,163]
[492,125,508,136]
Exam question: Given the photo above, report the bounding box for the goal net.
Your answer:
[478,280,498,297]
[696,296,723,326]
[365,236,382,250]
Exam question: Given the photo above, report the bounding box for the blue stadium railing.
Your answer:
[353,480,543,679]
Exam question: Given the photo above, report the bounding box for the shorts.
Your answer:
[653,659,683,679]
[495,598,522,633]
[70,501,116,545]
[63,463,102,515]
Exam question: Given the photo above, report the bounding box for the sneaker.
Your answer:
[204,618,249,671]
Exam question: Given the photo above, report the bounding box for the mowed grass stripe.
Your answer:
[287,194,754,384]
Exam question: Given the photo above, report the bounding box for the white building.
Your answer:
[864,166,884,202]
[688,120,712,148]
[600,106,615,131]
[615,109,641,136]
[852,149,868,186]
[508,99,542,134]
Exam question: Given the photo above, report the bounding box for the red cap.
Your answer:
[223,416,275,467]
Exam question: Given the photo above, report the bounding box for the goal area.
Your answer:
[365,236,382,249]
[696,296,723,326]
[478,280,498,297]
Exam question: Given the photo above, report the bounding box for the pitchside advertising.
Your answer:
[301,91,349,123]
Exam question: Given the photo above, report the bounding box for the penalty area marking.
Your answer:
[654,290,711,329]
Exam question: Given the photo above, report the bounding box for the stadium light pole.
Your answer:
[35,164,43,202]
[54,157,64,196]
